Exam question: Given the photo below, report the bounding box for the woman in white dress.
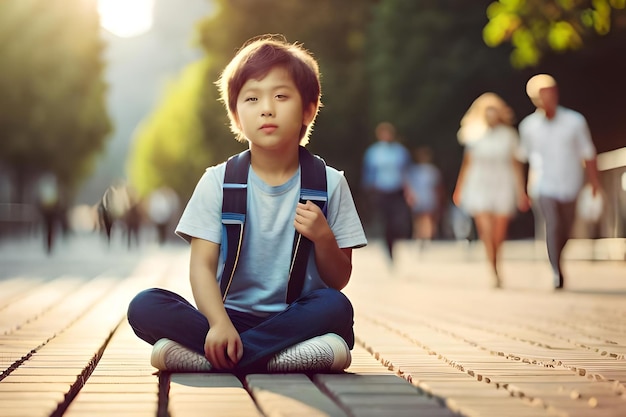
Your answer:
[453,93,529,287]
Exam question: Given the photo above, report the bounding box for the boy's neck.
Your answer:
[249,143,300,186]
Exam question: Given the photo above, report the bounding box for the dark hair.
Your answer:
[216,34,322,144]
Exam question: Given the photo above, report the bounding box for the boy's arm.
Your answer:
[189,237,242,369]
[294,201,352,290]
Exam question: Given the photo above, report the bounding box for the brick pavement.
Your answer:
[0,235,624,416]
[346,240,626,417]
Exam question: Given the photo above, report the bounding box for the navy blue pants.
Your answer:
[127,287,354,372]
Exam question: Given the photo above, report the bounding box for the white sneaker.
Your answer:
[266,333,351,373]
[150,338,212,372]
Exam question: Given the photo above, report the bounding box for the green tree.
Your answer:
[366,1,519,177]
[0,0,111,201]
[127,59,239,201]
[484,0,626,67]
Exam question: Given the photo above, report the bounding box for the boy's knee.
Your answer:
[309,288,353,318]
[127,288,163,326]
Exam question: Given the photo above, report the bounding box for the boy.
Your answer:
[127,35,367,373]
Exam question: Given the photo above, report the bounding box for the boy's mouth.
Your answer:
[260,124,278,133]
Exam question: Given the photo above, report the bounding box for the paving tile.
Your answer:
[246,373,347,417]
[77,383,158,394]
[168,373,261,417]
[0,408,55,417]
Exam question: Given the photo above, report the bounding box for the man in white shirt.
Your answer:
[517,74,601,289]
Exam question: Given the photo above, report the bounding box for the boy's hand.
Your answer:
[294,201,332,243]
[204,322,243,370]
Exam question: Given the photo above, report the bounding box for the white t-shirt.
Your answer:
[517,106,596,201]
[176,161,367,317]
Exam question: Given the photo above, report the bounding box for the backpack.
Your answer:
[220,146,327,304]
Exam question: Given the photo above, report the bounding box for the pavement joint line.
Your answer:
[60,254,184,417]
[0,276,47,313]
[0,250,179,417]
[59,255,178,417]
[1,276,86,335]
[48,331,112,417]
[1,275,123,381]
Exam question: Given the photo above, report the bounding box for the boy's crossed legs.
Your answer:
[127,287,354,373]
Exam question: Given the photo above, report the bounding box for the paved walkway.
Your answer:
[0,234,624,416]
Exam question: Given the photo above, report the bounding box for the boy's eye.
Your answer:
[245,97,257,102]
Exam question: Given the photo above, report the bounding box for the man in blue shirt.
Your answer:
[362,122,412,262]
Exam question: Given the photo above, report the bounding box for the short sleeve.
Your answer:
[175,164,226,244]
[326,170,367,249]
[574,114,597,161]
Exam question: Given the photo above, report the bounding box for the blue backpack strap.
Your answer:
[220,146,327,304]
[220,149,250,301]
[286,146,327,303]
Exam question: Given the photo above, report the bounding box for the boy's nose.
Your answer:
[260,98,274,117]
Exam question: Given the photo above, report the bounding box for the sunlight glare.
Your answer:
[97,0,154,38]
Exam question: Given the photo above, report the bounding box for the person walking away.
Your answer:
[361,122,412,262]
[404,146,443,251]
[517,74,601,289]
[453,93,529,287]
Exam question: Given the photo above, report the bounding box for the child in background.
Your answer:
[405,146,443,249]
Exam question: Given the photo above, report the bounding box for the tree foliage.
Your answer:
[0,0,111,200]
[484,0,626,67]
[366,1,519,181]
[127,59,237,200]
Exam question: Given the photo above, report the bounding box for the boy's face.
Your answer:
[234,66,314,151]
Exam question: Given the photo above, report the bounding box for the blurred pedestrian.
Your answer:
[124,186,142,249]
[453,93,529,287]
[404,146,443,250]
[362,122,412,262]
[147,187,179,245]
[517,74,601,289]
[98,180,132,245]
[36,173,61,255]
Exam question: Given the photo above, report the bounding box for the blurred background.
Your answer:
[0,0,625,253]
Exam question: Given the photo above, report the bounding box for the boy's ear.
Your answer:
[303,103,317,126]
